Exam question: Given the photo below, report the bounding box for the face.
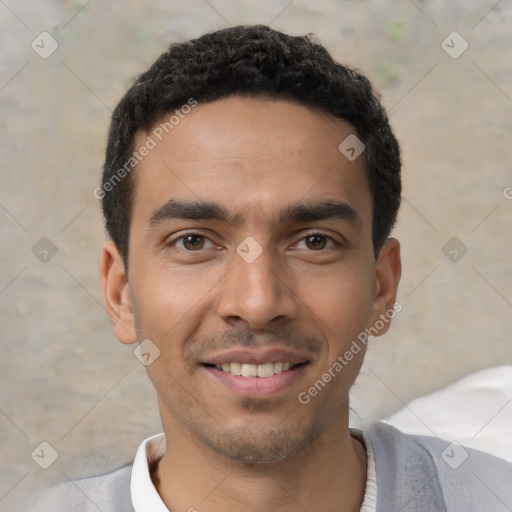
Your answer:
[101,97,400,464]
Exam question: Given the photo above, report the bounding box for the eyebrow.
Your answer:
[148,199,362,230]
[149,200,231,226]
[277,200,361,229]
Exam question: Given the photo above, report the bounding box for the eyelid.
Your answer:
[165,230,217,249]
[291,230,342,249]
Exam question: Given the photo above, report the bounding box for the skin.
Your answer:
[100,96,401,512]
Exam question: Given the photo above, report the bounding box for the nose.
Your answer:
[216,243,298,330]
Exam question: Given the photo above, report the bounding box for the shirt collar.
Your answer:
[352,429,378,512]
[131,433,167,512]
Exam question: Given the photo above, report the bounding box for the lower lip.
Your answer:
[203,364,309,398]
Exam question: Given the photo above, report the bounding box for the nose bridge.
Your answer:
[217,241,297,329]
[240,246,280,300]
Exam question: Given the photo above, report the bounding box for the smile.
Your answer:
[203,361,310,398]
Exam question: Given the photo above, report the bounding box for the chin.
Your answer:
[198,422,322,464]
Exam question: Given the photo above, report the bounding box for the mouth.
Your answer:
[200,349,312,398]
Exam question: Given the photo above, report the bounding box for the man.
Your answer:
[33,25,512,511]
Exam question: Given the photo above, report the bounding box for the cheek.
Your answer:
[301,261,375,340]
[130,262,224,379]
[133,260,221,328]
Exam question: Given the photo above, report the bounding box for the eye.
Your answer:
[296,233,336,251]
[170,233,214,251]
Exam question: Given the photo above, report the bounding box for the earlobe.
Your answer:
[370,238,402,336]
[99,241,138,345]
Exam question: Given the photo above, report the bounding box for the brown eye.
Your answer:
[182,234,205,250]
[305,235,327,250]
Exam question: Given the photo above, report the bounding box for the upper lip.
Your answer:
[202,348,311,366]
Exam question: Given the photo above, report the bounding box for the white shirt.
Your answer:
[131,430,377,512]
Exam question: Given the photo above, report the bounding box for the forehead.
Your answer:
[130,96,372,231]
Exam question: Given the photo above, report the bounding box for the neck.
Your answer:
[154,409,367,512]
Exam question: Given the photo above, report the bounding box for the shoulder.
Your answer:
[366,421,512,512]
[28,464,134,512]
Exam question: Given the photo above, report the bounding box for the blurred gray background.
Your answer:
[1,0,511,507]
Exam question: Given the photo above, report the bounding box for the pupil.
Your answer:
[307,235,325,250]
[185,235,203,249]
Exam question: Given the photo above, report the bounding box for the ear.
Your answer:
[100,241,138,345]
[369,237,401,336]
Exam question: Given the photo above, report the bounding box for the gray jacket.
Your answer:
[29,422,512,511]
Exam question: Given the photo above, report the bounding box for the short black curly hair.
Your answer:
[101,24,401,269]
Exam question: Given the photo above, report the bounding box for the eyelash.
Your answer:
[166,231,339,251]
[295,232,338,250]
[168,232,216,250]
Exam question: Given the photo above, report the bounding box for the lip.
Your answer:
[202,348,310,366]
[203,362,310,398]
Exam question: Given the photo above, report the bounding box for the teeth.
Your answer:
[241,363,258,377]
[230,362,242,376]
[215,361,299,377]
[257,363,274,378]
